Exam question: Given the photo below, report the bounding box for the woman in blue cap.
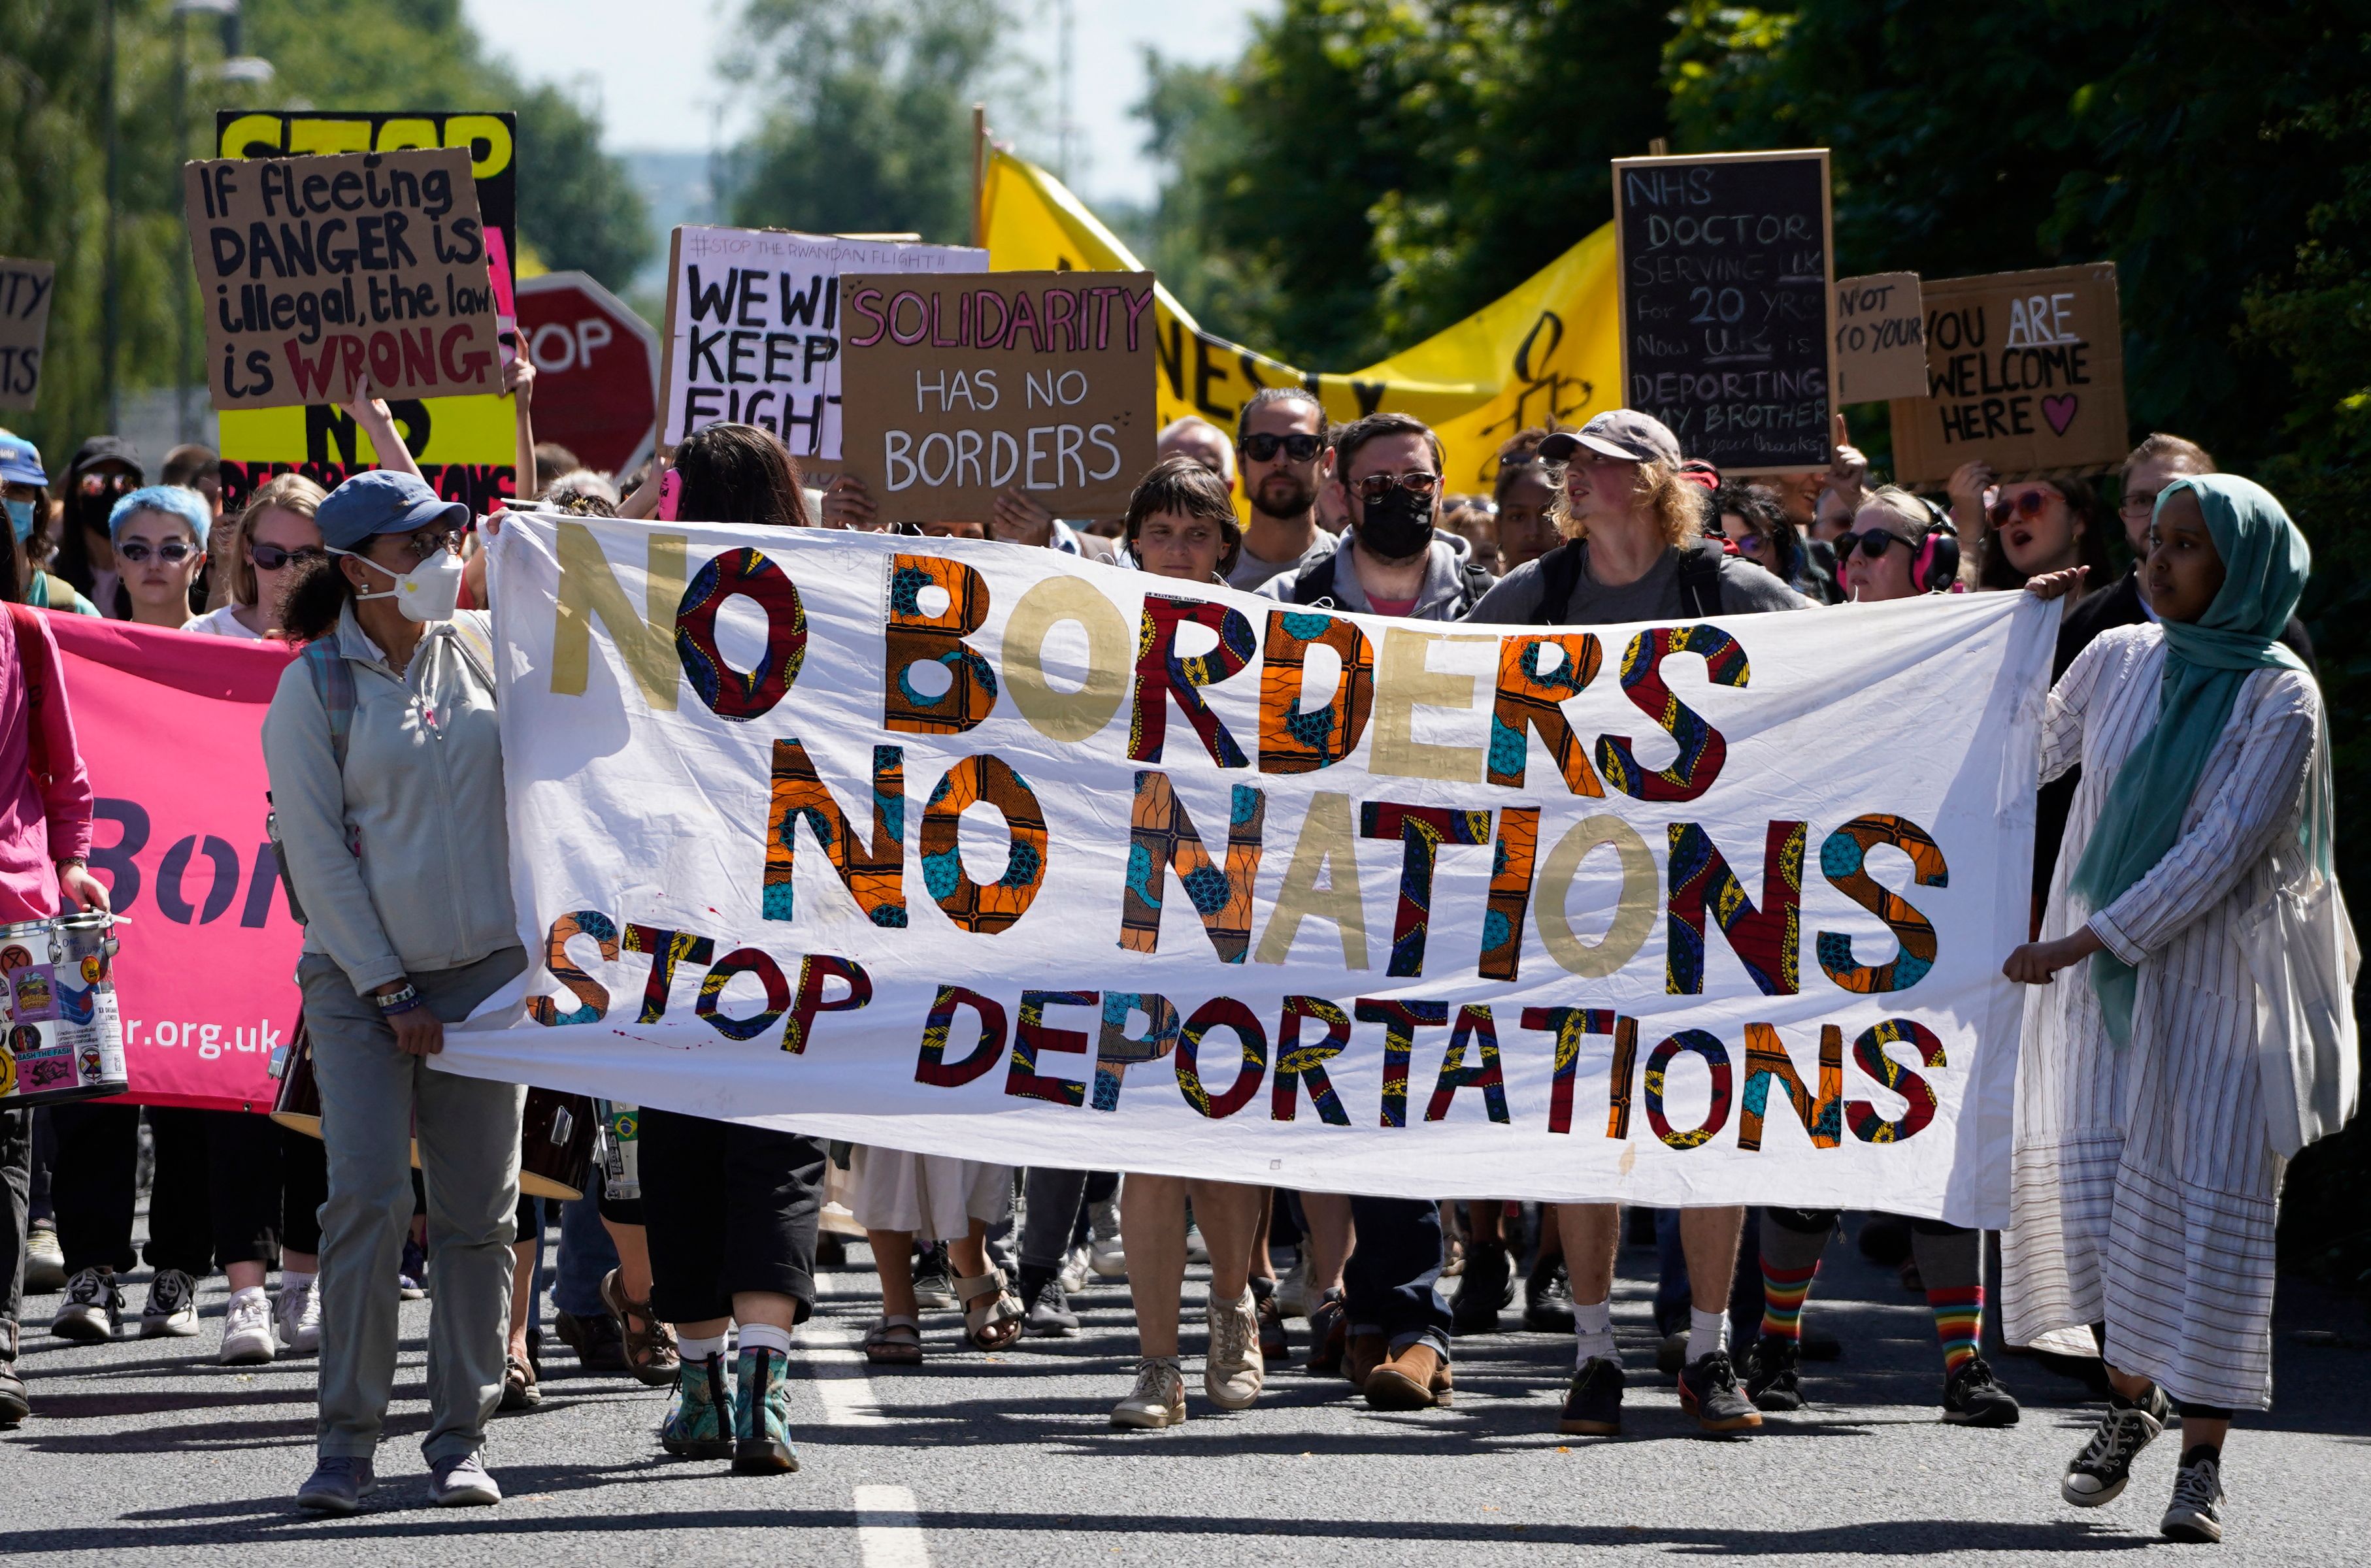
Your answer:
[0,431,94,615]
[262,468,523,1514]
[2002,476,2344,1544]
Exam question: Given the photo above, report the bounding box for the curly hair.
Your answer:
[1550,457,1700,549]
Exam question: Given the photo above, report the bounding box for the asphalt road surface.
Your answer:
[6,1217,2368,1566]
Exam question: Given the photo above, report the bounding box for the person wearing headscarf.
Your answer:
[2000,474,2342,1545]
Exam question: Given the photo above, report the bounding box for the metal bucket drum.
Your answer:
[0,911,127,1108]
[595,1100,640,1201]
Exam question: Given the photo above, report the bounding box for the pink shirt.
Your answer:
[0,608,93,923]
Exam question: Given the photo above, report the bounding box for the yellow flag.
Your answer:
[980,148,1620,494]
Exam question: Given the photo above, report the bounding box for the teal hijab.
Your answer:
[2068,473,2319,1044]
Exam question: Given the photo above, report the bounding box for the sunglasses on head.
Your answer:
[1353,470,1441,505]
[1988,487,2057,525]
[1242,431,1323,463]
[1836,528,1909,560]
[117,539,195,564]
[250,542,325,570]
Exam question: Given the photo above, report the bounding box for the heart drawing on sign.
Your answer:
[2042,394,2080,436]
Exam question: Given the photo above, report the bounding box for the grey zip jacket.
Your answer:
[261,604,517,996]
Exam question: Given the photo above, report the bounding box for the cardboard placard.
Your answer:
[0,259,54,411]
[1889,264,2127,486]
[837,269,1157,522]
[1612,148,1833,472]
[1832,272,1927,405]
[659,225,986,457]
[184,145,500,412]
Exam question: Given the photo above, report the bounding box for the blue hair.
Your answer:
[108,484,212,547]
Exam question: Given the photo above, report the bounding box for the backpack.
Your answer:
[1286,549,1494,617]
[1529,536,1727,625]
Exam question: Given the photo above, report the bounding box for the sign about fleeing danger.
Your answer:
[838,270,1158,522]
[184,146,501,411]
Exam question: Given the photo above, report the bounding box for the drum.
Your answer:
[0,911,127,1109]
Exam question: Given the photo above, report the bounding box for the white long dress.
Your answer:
[846,1147,1012,1243]
[2002,623,2317,1410]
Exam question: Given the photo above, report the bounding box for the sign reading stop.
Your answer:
[516,271,659,477]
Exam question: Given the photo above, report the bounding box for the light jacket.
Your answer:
[0,608,92,923]
[261,604,515,996]
[1254,527,1485,621]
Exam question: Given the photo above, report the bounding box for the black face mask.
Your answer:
[1357,486,1435,561]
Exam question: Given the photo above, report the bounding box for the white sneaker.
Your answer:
[274,1277,322,1355]
[1110,1355,1186,1429]
[140,1269,201,1339]
[52,1267,122,1341]
[25,1222,65,1294]
[1204,1287,1264,1411]
[1087,1187,1126,1277]
[221,1287,276,1365]
[1059,1242,1093,1296]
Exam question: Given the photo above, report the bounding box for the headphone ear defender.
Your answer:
[1914,497,1961,593]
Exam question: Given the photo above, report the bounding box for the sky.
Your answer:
[461,0,1272,211]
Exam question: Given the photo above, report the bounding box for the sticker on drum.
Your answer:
[0,1039,14,1098]
[0,944,33,975]
[11,967,55,1022]
[78,953,107,986]
[18,1047,71,1092]
[56,978,95,1025]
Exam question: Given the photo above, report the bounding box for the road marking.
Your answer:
[854,1484,929,1568]
[801,1324,884,1426]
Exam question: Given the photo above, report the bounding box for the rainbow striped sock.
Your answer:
[1928,1284,1984,1374]
[1759,1258,1820,1343]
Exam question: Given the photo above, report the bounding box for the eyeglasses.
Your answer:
[1836,528,1909,559]
[1242,432,1323,463]
[1729,530,1768,556]
[2118,489,2162,518]
[388,527,462,566]
[1353,470,1441,505]
[116,540,195,564]
[1988,488,2057,525]
[76,473,135,498]
[250,542,325,571]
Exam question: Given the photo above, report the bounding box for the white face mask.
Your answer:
[335,545,463,623]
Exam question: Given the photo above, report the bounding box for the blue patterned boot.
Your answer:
[732,1346,799,1474]
[661,1350,734,1460]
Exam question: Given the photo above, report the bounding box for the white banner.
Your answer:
[448,517,2054,1223]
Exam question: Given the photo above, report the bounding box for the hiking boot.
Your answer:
[1452,1242,1511,1335]
[52,1267,121,1341]
[1204,1287,1264,1411]
[1366,1341,1451,1411]
[1677,1350,1762,1435]
[295,1455,376,1513]
[731,1346,799,1473]
[1559,1356,1625,1435]
[1942,1356,2021,1427]
[1024,1274,1079,1337]
[139,1268,200,1338]
[661,1350,735,1460]
[1745,1335,1804,1412]
[1344,1330,1388,1388]
[1524,1264,1576,1333]
[2064,1386,2170,1506]
[1111,1355,1186,1428]
[1303,1288,1346,1374]
[2161,1450,2225,1543]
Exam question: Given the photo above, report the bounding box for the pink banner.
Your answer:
[50,615,303,1111]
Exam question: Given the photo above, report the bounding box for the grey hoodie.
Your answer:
[1254,527,1488,621]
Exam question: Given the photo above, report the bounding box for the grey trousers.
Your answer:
[302,947,527,1465]
[1,1107,25,1327]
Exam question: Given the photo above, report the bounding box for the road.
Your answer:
[5,1217,2368,1565]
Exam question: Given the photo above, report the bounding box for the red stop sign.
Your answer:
[516,272,658,476]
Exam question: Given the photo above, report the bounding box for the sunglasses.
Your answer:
[117,540,195,564]
[1242,432,1323,463]
[1729,530,1768,555]
[250,542,325,571]
[1987,488,2057,525]
[1353,470,1442,505]
[1836,528,1909,560]
[77,473,136,498]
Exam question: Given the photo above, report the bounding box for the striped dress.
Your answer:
[2001,623,2319,1409]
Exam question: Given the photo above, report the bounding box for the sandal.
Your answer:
[957,1268,1023,1351]
[500,1350,541,1411]
[601,1268,682,1389]
[864,1316,923,1366]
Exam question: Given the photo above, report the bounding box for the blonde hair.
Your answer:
[228,473,327,608]
[1550,457,1701,548]
[1857,484,1934,538]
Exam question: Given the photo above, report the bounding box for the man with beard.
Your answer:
[1227,389,1336,591]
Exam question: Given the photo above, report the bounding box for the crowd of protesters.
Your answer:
[0,350,2340,1549]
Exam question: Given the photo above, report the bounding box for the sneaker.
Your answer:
[1524,1265,1576,1333]
[912,1243,958,1311]
[1111,1355,1186,1428]
[397,1235,428,1299]
[1024,1275,1079,1337]
[428,1450,501,1507]
[552,1308,629,1374]
[1185,1225,1209,1264]
[25,1220,65,1294]
[2063,1386,2170,1507]
[1655,1330,1689,1377]
[1303,1288,1346,1374]
[1087,1187,1125,1276]
[0,1320,27,1428]
[2161,1450,2225,1544]
[1677,1350,1762,1434]
[1204,1287,1264,1411]
[139,1268,200,1338]
[1059,1241,1093,1296]
[732,1346,799,1473]
[1452,1242,1510,1335]
[662,1352,735,1460]
[1942,1356,2021,1427]
[295,1454,376,1513]
[51,1267,121,1341]
[274,1278,322,1356]
[1365,1340,1451,1411]
[1256,1290,1290,1362]
[1745,1335,1804,1412]
[220,1287,276,1366]
[1559,1356,1626,1435]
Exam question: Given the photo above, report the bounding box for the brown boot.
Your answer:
[1366,1341,1453,1411]
[1344,1331,1388,1388]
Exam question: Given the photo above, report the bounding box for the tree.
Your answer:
[513,83,654,289]
[727,0,1013,244]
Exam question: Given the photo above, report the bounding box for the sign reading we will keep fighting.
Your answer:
[445,518,2051,1220]
[184,146,501,410]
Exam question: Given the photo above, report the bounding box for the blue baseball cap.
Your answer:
[315,469,471,552]
[0,429,43,489]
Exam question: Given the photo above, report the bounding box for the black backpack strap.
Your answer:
[1676,537,1728,618]
[1453,561,1495,615]
[1287,555,1338,606]
[1529,540,1586,625]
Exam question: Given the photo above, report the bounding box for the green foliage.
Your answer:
[514,84,654,288]
[726,0,1013,244]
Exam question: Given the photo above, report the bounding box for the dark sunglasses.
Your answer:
[76,473,136,498]
[1836,528,1909,560]
[1353,470,1442,505]
[1242,432,1323,463]
[1988,488,2057,525]
[250,542,325,570]
[117,539,195,564]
